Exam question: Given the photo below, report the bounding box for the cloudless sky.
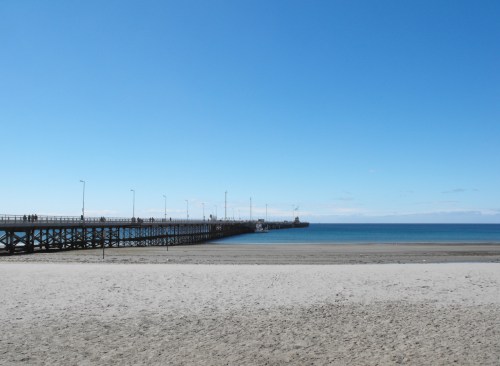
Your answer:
[1,0,499,222]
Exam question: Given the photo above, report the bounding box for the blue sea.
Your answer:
[211,224,500,244]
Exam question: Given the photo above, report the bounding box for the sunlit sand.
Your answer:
[1,246,499,365]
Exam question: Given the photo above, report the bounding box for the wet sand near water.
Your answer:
[2,243,500,264]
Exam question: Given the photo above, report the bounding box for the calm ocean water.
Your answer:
[211,224,500,244]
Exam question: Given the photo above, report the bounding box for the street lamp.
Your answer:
[225,190,227,220]
[79,180,85,219]
[266,203,268,222]
[163,195,167,221]
[250,197,252,221]
[130,189,135,218]
[185,200,189,220]
[202,202,205,221]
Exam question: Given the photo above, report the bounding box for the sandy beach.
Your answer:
[1,245,500,365]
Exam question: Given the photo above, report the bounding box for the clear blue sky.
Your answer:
[1,0,499,223]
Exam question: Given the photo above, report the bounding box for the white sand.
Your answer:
[1,262,499,365]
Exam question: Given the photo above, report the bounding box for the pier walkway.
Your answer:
[0,214,308,254]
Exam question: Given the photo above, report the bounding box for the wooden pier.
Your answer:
[0,215,309,254]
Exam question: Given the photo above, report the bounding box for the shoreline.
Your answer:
[2,243,500,265]
[216,242,500,246]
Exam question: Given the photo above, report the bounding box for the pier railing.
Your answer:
[0,214,246,225]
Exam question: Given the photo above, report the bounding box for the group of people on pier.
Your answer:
[23,214,38,222]
[130,217,172,224]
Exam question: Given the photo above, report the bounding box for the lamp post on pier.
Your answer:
[130,189,135,218]
[79,180,86,220]
[250,197,252,221]
[202,202,205,221]
[185,200,189,220]
[225,191,227,221]
[163,195,167,221]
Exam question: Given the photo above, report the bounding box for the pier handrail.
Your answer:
[0,214,258,225]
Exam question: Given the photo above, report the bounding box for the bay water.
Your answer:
[211,224,500,244]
